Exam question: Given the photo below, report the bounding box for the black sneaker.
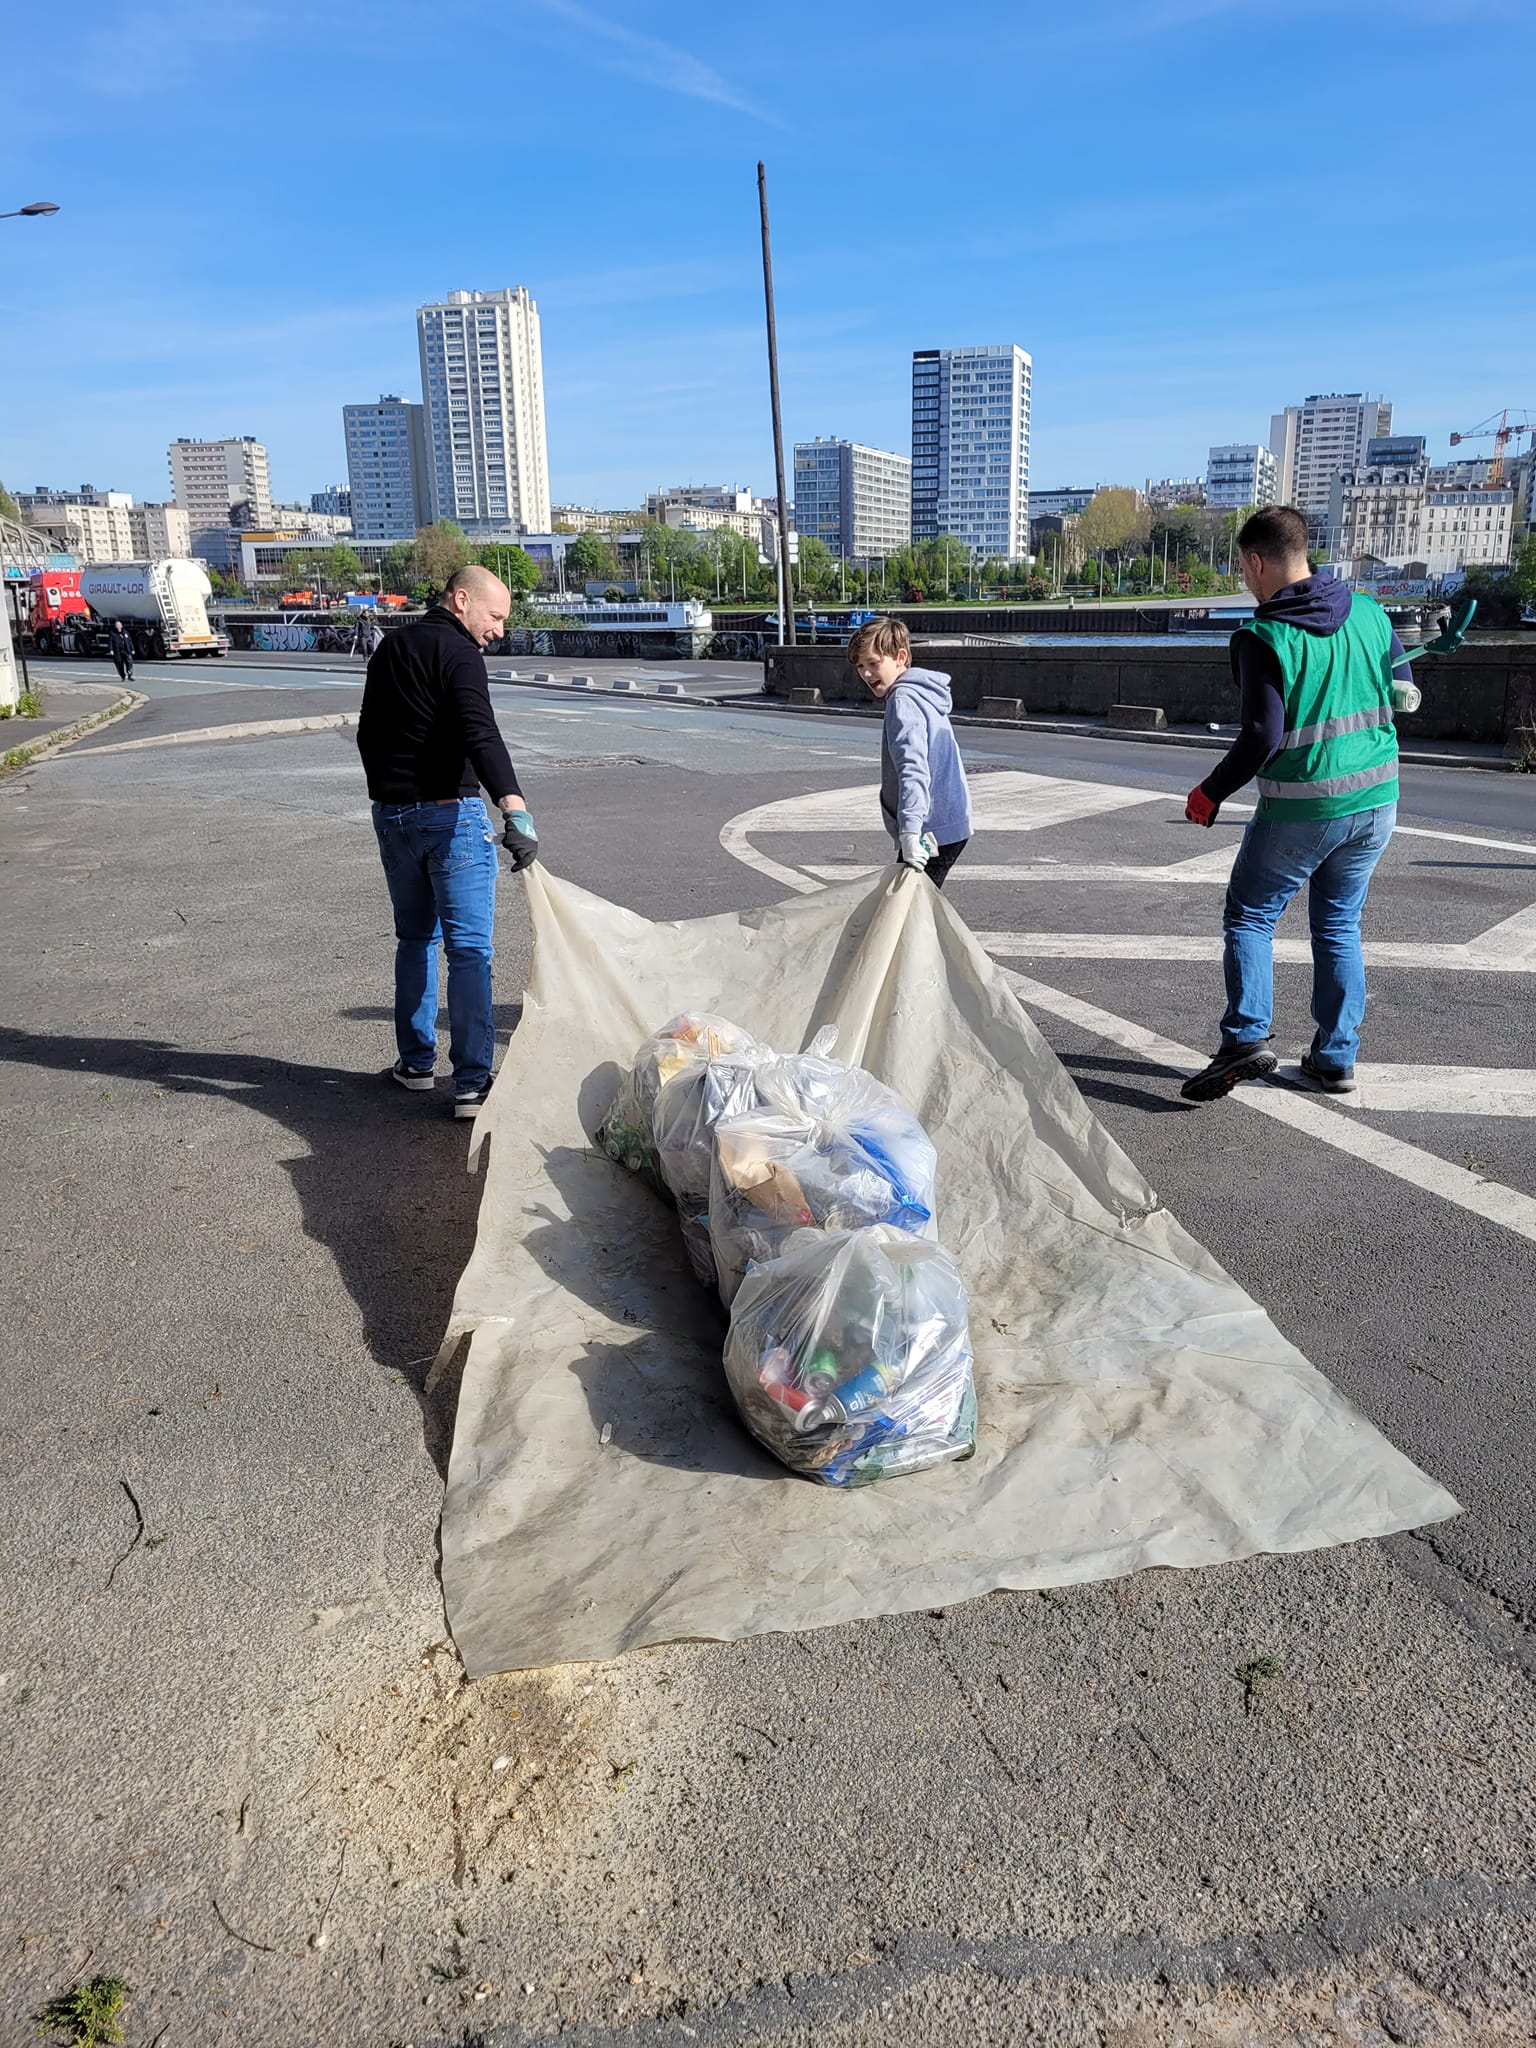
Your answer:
[390,1060,435,1092]
[1179,1042,1278,1102]
[453,1086,490,1121]
[1299,1053,1357,1094]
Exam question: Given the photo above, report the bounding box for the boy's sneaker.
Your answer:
[1179,1042,1278,1102]
[1299,1053,1357,1094]
[390,1060,435,1092]
[453,1086,490,1121]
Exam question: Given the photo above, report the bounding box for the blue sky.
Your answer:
[3,0,1532,512]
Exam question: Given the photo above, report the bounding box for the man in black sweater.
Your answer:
[357,564,538,1120]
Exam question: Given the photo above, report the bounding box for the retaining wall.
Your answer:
[763,640,1531,748]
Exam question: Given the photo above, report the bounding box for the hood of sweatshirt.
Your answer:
[895,665,953,712]
[1253,567,1353,636]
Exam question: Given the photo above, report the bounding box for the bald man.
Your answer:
[358,564,539,1120]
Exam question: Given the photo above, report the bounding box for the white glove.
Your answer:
[899,832,937,870]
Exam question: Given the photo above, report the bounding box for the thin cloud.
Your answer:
[524,0,783,121]
[68,1,271,97]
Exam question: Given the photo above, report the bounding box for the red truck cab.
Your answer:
[27,570,90,652]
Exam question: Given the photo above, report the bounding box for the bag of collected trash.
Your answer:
[595,1014,759,1196]
[652,1045,771,1288]
[724,1224,977,1487]
[708,1031,938,1305]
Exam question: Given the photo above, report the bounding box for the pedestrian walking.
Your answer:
[357,564,539,1121]
[107,619,135,683]
[848,617,973,888]
[1180,505,1411,1103]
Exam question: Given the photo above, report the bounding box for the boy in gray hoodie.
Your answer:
[849,616,973,888]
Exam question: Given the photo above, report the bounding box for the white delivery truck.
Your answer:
[72,560,229,660]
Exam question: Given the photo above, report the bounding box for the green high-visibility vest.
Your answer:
[1236,592,1400,821]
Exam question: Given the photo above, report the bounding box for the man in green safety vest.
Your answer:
[1179,504,1411,1103]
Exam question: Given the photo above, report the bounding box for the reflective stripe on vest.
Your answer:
[1255,759,1399,801]
[1276,703,1395,752]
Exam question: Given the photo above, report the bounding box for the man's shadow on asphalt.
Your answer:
[1058,1050,1195,1115]
[0,1009,527,1480]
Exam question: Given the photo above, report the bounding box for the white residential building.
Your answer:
[344,396,432,542]
[1028,486,1097,519]
[16,486,134,563]
[1269,394,1393,514]
[792,440,911,560]
[912,344,1032,560]
[128,503,191,557]
[646,498,764,544]
[417,288,550,536]
[271,503,353,538]
[1325,465,1428,568]
[1144,477,1206,509]
[551,504,644,532]
[1325,459,1514,578]
[1424,487,1515,578]
[1205,444,1278,512]
[643,485,778,547]
[168,437,273,569]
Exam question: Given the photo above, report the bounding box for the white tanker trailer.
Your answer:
[70,560,228,660]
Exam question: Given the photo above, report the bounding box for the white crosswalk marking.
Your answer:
[1007,973,1536,1247]
[1465,900,1536,968]
[976,931,1536,972]
[1346,1065,1536,1115]
[721,768,1536,1236]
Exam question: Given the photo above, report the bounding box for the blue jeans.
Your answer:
[1221,802,1395,1072]
[372,798,498,1091]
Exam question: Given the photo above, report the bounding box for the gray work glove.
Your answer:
[501,808,539,872]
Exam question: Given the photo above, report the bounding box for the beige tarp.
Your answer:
[439,867,1458,1677]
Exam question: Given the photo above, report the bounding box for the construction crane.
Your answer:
[1448,408,1536,486]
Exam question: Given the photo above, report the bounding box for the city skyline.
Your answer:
[2,1,1532,509]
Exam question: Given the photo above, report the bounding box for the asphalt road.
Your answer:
[2,653,1534,2047]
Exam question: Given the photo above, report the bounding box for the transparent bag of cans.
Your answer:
[595,1013,760,1197]
[651,1042,770,1288]
[724,1224,976,1487]
[707,1033,938,1306]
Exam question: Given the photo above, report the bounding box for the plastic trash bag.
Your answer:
[724,1225,977,1487]
[708,1031,938,1305]
[652,1046,770,1287]
[596,1014,758,1196]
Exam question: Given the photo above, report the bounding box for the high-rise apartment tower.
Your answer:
[1269,394,1393,514]
[911,345,1031,561]
[792,439,911,560]
[167,437,273,568]
[417,288,550,536]
[344,397,432,542]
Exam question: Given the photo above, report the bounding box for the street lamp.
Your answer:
[1,201,60,218]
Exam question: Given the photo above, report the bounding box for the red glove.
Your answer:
[1185,784,1219,827]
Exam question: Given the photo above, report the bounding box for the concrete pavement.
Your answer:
[1,670,1533,2045]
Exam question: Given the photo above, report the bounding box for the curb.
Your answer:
[488,672,757,709]
[738,693,1512,773]
[1,688,146,781]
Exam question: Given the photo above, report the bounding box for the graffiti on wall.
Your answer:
[252,622,317,651]
[246,620,373,654]
[703,631,767,662]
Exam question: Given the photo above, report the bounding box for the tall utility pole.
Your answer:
[757,162,796,646]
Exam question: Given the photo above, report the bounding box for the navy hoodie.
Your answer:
[1200,571,1409,806]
